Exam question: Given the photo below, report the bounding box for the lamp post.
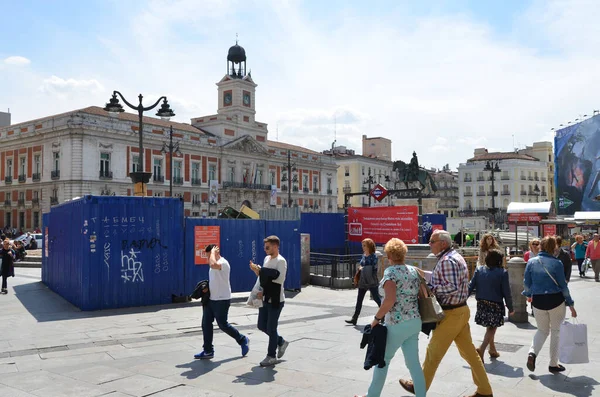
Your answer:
[363,168,376,207]
[533,184,540,203]
[103,91,175,196]
[484,160,501,229]
[281,150,297,207]
[161,125,182,198]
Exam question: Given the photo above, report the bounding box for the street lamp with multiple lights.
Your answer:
[280,150,298,207]
[483,160,501,228]
[103,91,175,196]
[363,168,377,207]
[161,125,182,198]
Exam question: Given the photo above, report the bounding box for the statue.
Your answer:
[408,151,420,182]
[392,151,437,193]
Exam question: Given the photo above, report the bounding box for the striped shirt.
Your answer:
[430,248,470,305]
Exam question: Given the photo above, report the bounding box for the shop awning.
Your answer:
[507,201,554,214]
[573,211,600,221]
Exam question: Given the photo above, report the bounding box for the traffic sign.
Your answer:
[370,184,388,202]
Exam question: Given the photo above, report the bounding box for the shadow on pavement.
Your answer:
[483,359,524,378]
[529,374,598,397]
[175,357,242,380]
[233,365,278,385]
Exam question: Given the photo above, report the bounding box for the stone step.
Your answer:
[19,256,42,263]
[14,261,41,268]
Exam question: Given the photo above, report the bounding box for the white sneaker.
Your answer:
[277,340,289,359]
[260,355,277,367]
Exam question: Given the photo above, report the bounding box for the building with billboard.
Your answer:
[555,115,600,214]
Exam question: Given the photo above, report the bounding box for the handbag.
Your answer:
[417,273,445,323]
[353,268,361,287]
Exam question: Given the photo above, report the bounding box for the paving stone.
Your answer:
[100,374,183,397]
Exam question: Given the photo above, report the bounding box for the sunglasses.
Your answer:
[532,242,540,246]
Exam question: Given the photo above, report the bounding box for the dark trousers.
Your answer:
[257,301,285,357]
[202,299,245,353]
[577,258,585,274]
[352,287,382,319]
[1,275,6,290]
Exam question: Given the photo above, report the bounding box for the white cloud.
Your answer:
[39,76,105,98]
[3,56,31,66]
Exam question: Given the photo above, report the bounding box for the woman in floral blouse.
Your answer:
[355,238,425,397]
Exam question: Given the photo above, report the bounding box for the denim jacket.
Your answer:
[468,266,513,312]
[522,251,574,306]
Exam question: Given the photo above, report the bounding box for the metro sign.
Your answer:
[370,184,388,202]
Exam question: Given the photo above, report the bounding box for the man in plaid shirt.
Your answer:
[400,230,493,397]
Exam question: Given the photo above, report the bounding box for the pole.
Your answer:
[138,94,144,173]
[418,190,423,243]
[287,150,292,207]
[169,126,173,197]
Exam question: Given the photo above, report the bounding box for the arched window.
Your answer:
[465,200,472,210]
[479,199,484,209]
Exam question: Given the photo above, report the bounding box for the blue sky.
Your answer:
[1,0,599,170]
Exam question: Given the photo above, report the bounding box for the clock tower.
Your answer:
[217,41,257,123]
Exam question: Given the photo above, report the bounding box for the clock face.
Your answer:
[243,93,251,106]
[224,92,232,105]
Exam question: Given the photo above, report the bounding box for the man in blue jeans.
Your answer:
[250,235,289,367]
[195,245,249,359]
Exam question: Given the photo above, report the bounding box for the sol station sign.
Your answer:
[370,184,388,202]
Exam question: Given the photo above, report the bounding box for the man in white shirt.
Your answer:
[249,235,289,367]
[194,245,249,360]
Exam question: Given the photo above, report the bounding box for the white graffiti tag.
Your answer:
[121,248,144,283]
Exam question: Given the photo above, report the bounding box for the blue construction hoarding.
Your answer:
[421,213,447,244]
[300,213,345,253]
[42,196,184,311]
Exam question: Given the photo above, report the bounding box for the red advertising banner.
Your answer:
[348,206,419,244]
[543,224,557,237]
[508,213,542,223]
[194,226,220,265]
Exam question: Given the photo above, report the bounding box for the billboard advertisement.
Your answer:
[347,206,419,244]
[422,213,447,244]
[555,115,600,214]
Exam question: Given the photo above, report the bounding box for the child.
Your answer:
[468,249,514,361]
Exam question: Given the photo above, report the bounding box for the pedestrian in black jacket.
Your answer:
[0,239,16,294]
[555,237,572,282]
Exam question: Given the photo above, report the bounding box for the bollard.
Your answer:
[507,256,528,323]
[300,234,310,286]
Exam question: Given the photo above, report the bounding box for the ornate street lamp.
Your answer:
[483,160,501,228]
[161,125,182,198]
[103,91,175,196]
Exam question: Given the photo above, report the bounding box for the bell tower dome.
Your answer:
[217,40,257,121]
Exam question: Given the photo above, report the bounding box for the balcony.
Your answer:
[293,186,299,193]
[50,196,59,205]
[344,172,349,176]
[18,199,25,207]
[463,192,472,197]
[487,191,497,196]
[520,176,526,180]
[4,200,11,207]
[281,185,288,192]
[173,176,183,185]
[477,177,485,181]
[541,177,547,182]
[312,188,319,194]
[4,176,12,184]
[501,191,511,196]
[534,176,539,181]
[528,176,534,181]
[32,173,41,182]
[51,170,60,180]
[343,187,351,194]
[222,181,272,191]
[18,174,26,183]
[303,187,309,193]
[541,191,547,197]
[32,198,39,206]
[192,199,201,207]
[191,178,201,186]
[153,175,165,183]
[99,170,113,180]
[501,176,510,180]
[476,192,486,196]
[464,177,472,182]
[327,189,333,195]
[520,190,527,195]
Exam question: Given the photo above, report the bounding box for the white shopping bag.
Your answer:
[246,279,263,309]
[559,320,589,364]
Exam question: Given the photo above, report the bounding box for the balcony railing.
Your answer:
[18,174,26,183]
[153,175,165,183]
[192,199,201,207]
[541,191,547,196]
[50,196,59,205]
[528,176,534,181]
[520,190,527,195]
[344,172,349,176]
[327,189,333,195]
[173,176,184,185]
[293,186,299,193]
[541,177,547,181]
[32,173,41,182]
[501,176,510,180]
[99,170,113,179]
[534,177,539,181]
[303,187,309,193]
[281,185,288,191]
[501,191,511,196]
[463,192,472,197]
[191,178,201,186]
[4,200,11,207]
[18,199,25,206]
[520,176,526,180]
[313,188,319,194]
[476,192,486,196]
[464,178,472,182]
[32,198,39,206]
[222,181,272,191]
[51,170,60,180]
[487,191,497,196]
[343,187,351,193]
[4,176,12,184]
[477,177,485,181]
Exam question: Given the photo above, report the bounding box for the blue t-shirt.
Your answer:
[573,242,587,259]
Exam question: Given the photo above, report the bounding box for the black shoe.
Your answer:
[549,364,566,373]
[345,318,357,325]
[527,353,536,372]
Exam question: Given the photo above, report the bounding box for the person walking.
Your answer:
[554,236,572,282]
[469,249,514,362]
[346,238,382,325]
[0,239,15,294]
[194,245,249,360]
[399,230,493,397]
[354,238,425,397]
[571,235,588,277]
[249,235,289,367]
[477,233,500,267]
[523,236,577,373]
[523,238,541,262]
[585,233,600,282]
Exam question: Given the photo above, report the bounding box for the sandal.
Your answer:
[549,364,566,373]
[489,350,500,358]
[527,353,536,371]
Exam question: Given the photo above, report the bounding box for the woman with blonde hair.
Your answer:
[354,238,425,397]
[523,238,541,262]
[345,238,381,325]
[477,233,500,266]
